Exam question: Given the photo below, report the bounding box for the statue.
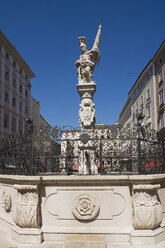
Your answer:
[76,24,102,175]
[75,23,102,84]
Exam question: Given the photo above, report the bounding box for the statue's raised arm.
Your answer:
[75,23,102,84]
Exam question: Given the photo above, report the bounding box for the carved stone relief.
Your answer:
[1,188,12,212]
[132,184,162,230]
[79,98,96,129]
[45,189,125,221]
[72,194,100,221]
[13,185,40,228]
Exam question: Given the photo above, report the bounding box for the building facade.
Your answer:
[129,62,156,130]
[154,41,165,135]
[119,41,165,134]
[31,97,50,129]
[0,30,35,136]
[118,96,131,130]
[31,97,40,128]
[61,124,121,172]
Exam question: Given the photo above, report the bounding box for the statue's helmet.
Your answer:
[78,36,86,49]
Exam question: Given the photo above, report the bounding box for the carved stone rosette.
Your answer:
[132,184,162,230]
[13,185,40,228]
[1,188,12,212]
[72,194,100,221]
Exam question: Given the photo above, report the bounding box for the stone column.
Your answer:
[77,82,98,175]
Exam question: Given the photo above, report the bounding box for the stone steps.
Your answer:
[65,235,106,248]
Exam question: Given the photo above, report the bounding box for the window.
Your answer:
[136,101,138,111]
[25,106,28,114]
[0,65,1,76]
[147,122,151,130]
[159,70,163,83]
[146,103,151,118]
[25,74,28,80]
[19,102,22,111]
[4,113,9,128]
[132,112,135,122]
[20,68,22,74]
[0,44,1,53]
[159,89,164,106]
[11,117,16,132]
[5,52,9,60]
[141,95,143,106]
[19,120,23,133]
[136,88,139,95]
[146,72,149,81]
[19,84,22,93]
[13,61,16,68]
[5,71,9,81]
[140,109,144,115]
[147,88,150,100]
[5,92,9,102]
[25,89,28,97]
[12,97,16,107]
[13,78,16,88]
[160,113,164,129]
[149,68,153,77]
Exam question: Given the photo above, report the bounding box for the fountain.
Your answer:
[0,24,164,248]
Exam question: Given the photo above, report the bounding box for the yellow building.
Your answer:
[31,97,50,129]
[31,97,40,128]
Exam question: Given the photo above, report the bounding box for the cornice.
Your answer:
[0,30,35,78]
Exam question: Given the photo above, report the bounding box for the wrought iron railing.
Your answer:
[0,121,164,175]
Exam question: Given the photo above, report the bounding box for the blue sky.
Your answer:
[0,0,165,127]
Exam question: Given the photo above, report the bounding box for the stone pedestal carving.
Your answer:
[13,185,40,228]
[132,184,162,230]
[1,188,12,212]
[77,83,96,130]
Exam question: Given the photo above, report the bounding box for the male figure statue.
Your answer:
[75,23,102,84]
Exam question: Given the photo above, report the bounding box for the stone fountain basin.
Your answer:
[0,174,165,247]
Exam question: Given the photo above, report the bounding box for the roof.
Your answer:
[0,29,35,78]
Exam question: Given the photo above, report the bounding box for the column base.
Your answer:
[12,225,43,245]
